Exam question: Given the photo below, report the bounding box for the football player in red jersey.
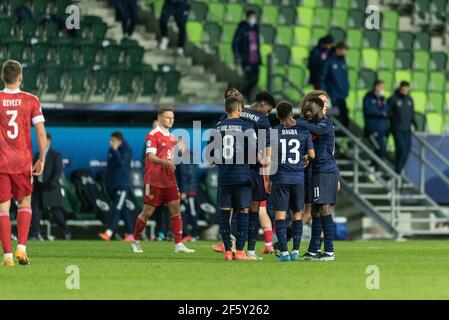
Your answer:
[0,60,47,267]
[131,106,195,254]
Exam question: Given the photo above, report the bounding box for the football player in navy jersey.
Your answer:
[210,97,258,261]
[269,101,315,261]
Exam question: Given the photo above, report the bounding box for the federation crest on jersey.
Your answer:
[147,140,152,147]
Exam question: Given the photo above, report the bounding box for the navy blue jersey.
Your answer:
[296,117,339,174]
[271,124,314,185]
[213,118,257,186]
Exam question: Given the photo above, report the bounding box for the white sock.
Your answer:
[17,244,26,252]
[106,229,113,237]
[265,242,272,247]
[175,242,183,247]
[281,251,289,256]
[4,253,13,260]
[247,250,255,255]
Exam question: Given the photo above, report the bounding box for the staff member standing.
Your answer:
[232,9,261,102]
[388,81,416,174]
[99,132,134,241]
[159,0,189,56]
[363,80,389,173]
[308,35,334,89]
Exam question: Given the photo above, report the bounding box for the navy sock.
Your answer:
[321,214,334,253]
[275,219,288,253]
[236,212,249,251]
[219,210,232,251]
[230,211,239,237]
[286,225,293,242]
[307,216,322,254]
[247,211,259,251]
[292,220,303,251]
[319,237,324,251]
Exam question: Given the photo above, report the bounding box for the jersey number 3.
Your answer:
[6,110,18,139]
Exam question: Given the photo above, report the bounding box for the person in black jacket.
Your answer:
[159,0,189,56]
[388,81,416,174]
[363,80,389,172]
[30,133,71,240]
[308,35,334,89]
[99,132,134,241]
[232,9,261,102]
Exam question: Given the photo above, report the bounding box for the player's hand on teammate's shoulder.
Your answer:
[32,158,45,176]
[283,118,296,128]
[303,155,310,168]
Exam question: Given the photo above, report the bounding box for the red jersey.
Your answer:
[144,126,177,188]
[0,88,45,174]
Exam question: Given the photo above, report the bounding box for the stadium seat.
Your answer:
[162,70,181,97]
[225,3,244,23]
[91,21,108,42]
[363,30,381,48]
[397,32,414,50]
[428,72,446,92]
[358,69,377,89]
[32,42,50,64]
[446,92,449,111]
[221,23,236,42]
[350,0,367,10]
[333,0,351,9]
[394,69,412,86]
[313,7,331,28]
[414,32,431,50]
[294,26,311,48]
[189,1,208,21]
[273,45,290,66]
[80,44,97,67]
[427,92,444,113]
[258,65,267,89]
[412,71,428,91]
[396,50,413,69]
[355,89,367,109]
[32,0,49,19]
[103,44,122,67]
[297,7,314,26]
[381,31,397,50]
[44,64,63,94]
[260,24,276,43]
[377,69,395,91]
[287,65,306,88]
[410,91,427,113]
[202,21,222,45]
[125,45,144,67]
[348,9,365,28]
[445,114,449,133]
[218,42,234,66]
[208,2,225,22]
[5,39,25,61]
[56,0,72,17]
[291,46,308,66]
[93,67,112,95]
[311,27,327,46]
[426,113,443,134]
[279,5,297,25]
[347,29,363,49]
[382,11,399,30]
[414,112,426,132]
[331,8,348,28]
[346,90,357,114]
[140,66,158,97]
[378,49,395,70]
[362,48,379,70]
[262,5,279,25]
[70,66,88,95]
[21,64,39,93]
[187,21,203,46]
[413,50,429,71]
[20,19,39,42]
[348,68,358,90]
[276,26,294,46]
[346,50,361,69]
[0,17,13,38]
[260,43,273,65]
[285,86,301,103]
[430,52,447,71]
[117,69,137,96]
[353,110,364,128]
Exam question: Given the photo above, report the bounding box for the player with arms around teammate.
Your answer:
[0,60,47,266]
[209,97,257,261]
[269,101,315,261]
[131,106,194,254]
[296,99,339,261]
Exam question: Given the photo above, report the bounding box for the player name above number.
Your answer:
[219,125,243,131]
[3,99,22,107]
[240,111,260,122]
[282,129,298,135]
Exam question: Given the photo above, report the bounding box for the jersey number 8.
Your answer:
[222,135,234,160]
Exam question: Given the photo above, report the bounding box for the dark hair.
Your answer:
[400,81,410,88]
[1,60,22,85]
[276,101,293,120]
[299,90,329,116]
[308,97,324,109]
[373,80,384,90]
[255,91,276,108]
[224,87,238,100]
[46,133,52,140]
[246,9,256,18]
[158,105,174,116]
[225,97,242,113]
[335,42,348,50]
[111,131,123,141]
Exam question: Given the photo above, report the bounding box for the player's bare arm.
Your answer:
[148,152,175,171]
[32,121,47,176]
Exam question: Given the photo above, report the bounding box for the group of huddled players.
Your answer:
[210,88,340,261]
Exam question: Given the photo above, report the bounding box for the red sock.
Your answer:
[16,207,32,246]
[263,227,273,246]
[0,212,12,254]
[170,214,183,244]
[133,216,147,241]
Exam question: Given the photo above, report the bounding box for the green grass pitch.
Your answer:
[1,240,449,299]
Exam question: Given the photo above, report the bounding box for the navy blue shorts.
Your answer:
[270,183,305,213]
[304,167,313,204]
[312,173,338,205]
[217,184,252,209]
[250,168,267,201]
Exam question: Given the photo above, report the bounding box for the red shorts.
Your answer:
[260,200,267,208]
[0,172,33,203]
[143,184,180,207]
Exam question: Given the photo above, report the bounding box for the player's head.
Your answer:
[255,91,276,116]
[399,80,410,96]
[110,131,123,147]
[1,60,22,87]
[157,106,175,129]
[152,119,159,129]
[303,98,324,123]
[299,90,330,116]
[225,96,243,115]
[224,87,243,101]
[276,101,293,122]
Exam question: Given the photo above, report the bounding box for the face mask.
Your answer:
[378,90,385,97]
[248,18,257,26]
